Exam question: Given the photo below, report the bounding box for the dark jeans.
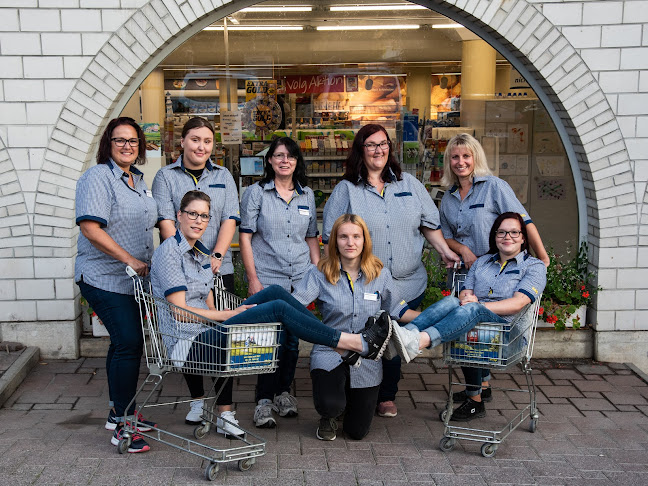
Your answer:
[461,367,489,396]
[78,280,143,419]
[184,274,235,405]
[378,292,425,403]
[311,365,379,440]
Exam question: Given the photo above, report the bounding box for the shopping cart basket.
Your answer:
[119,267,281,480]
[438,265,542,457]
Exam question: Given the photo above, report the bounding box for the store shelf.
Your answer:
[313,109,348,113]
[307,172,345,177]
[304,155,347,161]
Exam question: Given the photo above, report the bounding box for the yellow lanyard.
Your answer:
[489,260,509,296]
[344,271,354,293]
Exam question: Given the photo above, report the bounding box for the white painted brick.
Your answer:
[29,148,45,170]
[616,311,648,331]
[0,7,18,30]
[616,269,648,289]
[597,290,636,311]
[1,56,23,78]
[598,247,637,268]
[19,10,61,34]
[23,56,64,79]
[620,47,648,70]
[7,125,48,147]
[623,1,648,23]
[562,26,601,49]
[637,117,648,137]
[3,79,45,101]
[593,310,615,331]
[102,9,134,32]
[0,258,34,279]
[26,102,63,125]
[39,0,78,6]
[63,56,92,78]
[16,170,39,192]
[542,3,582,26]
[601,24,643,48]
[636,291,648,310]
[640,71,648,92]
[61,9,101,32]
[37,300,76,320]
[638,247,648,267]
[41,33,82,55]
[33,257,73,278]
[44,79,75,101]
[6,149,28,170]
[0,280,15,301]
[82,0,120,7]
[16,279,55,300]
[618,93,648,115]
[598,71,639,93]
[581,48,620,71]
[583,1,623,25]
[0,103,26,124]
[0,300,36,321]
[81,33,110,55]
[626,138,648,161]
[122,0,148,7]
[55,278,76,300]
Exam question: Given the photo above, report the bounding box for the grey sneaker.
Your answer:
[254,399,278,428]
[273,392,298,417]
[316,417,338,441]
[390,323,421,363]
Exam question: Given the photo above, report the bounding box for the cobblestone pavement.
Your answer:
[1,357,647,485]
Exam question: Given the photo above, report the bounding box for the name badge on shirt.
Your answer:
[298,207,310,216]
[145,190,153,198]
[364,292,379,301]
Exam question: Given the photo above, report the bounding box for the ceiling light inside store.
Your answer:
[329,4,427,11]
[432,23,463,28]
[317,24,420,30]
[204,25,304,31]
[241,6,313,12]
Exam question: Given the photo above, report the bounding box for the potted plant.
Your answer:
[539,242,600,330]
[421,248,452,309]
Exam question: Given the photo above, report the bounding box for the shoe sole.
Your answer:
[389,323,415,363]
[316,430,336,441]
[110,436,151,453]
[185,419,202,425]
[255,418,277,428]
[105,421,117,431]
[277,410,298,417]
[217,427,244,438]
[369,315,393,361]
[377,410,397,418]
[449,410,486,422]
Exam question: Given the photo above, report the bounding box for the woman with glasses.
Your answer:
[239,137,319,428]
[391,212,546,421]
[439,133,549,407]
[152,117,240,430]
[323,123,459,419]
[75,117,158,453]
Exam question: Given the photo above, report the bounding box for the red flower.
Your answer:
[582,291,590,298]
[441,290,452,297]
[307,302,316,311]
[538,307,544,316]
[546,315,558,324]
[580,285,586,291]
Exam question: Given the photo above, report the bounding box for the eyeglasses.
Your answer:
[496,230,522,239]
[182,210,211,222]
[272,153,297,162]
[364,140,390,152]
[111,138,140,147]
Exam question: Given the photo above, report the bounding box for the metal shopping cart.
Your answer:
[438,265,542,457]
[119,267,281,480]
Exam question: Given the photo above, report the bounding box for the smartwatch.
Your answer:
[211,252,223,261]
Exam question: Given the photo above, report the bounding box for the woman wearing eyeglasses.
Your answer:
[391,212,546,421]
[75,117,158,453]
[152,117,240,430]
[439,133,549,408]
[323,123,460,418]
[239,137,319,428]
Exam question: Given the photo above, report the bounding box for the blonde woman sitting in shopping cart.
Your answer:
[149,191,393,444]
[389,212,546,421]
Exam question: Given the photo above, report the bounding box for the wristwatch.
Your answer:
[211,252,223,261]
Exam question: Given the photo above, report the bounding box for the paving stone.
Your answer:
[478,465,536,484]
[603,471,648,484]
[572,380,616,392]
[576,364,615,375]
[302,471,356,486]
[602,390,648,405]
[569,398,617,411]
[604,375,648,388]
[544,369,582,380]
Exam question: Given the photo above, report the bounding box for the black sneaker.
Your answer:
[341,351,361,366]
[453,387,493,403]
[110,426,151,453]
[450,398,486,422]
[106,409,157,432]
[316,417,338,441]
[360,311,392,361]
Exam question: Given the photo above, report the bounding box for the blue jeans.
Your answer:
[78,281,143,419]
[188,286,340,368]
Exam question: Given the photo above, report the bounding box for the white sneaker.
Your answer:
[185,399,204,425]
[216,410,244,438]
[391,323,421,363]
[254,399,278,428]
[273,392,298,417]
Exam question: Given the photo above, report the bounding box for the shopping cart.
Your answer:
[438,265,542,457]
[119,267,281,480]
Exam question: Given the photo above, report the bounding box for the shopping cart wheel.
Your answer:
[529,417,538,433]
[204,462,219,481]
[480,443,497,458]
[439,409,450,422]
[117,438,130,455]
[439,437,456,452]
[194,425,209,440]
[238,458,255,471]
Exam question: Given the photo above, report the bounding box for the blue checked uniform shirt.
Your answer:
[240,180,318,291]
[440,176,532,258]
[292,266,409,388]
[75,160,158,295]
[152,155,240,275]
[463,250,546,322]
[150,230,213,360]
[322,172,440,303]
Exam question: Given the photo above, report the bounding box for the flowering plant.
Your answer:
[421,249,452,309]
[539,243,600,330]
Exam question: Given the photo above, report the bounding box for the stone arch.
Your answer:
[0,134,31,251]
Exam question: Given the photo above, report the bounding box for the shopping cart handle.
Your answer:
[125,265,138,278]
[453,261,466,270]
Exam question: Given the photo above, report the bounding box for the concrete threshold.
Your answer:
[0,346,40,408]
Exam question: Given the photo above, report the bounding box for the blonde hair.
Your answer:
[440,133,492,188]
[318,214,383,285]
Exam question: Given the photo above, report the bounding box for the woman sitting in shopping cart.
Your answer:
[149,191,394,441]
[390,212,546,421]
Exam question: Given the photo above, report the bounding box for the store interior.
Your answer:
[119,0,578,251]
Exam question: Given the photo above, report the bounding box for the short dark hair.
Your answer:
[487,212,529,255]
[180,190,211,212]
[181,117,214,138]
[96,117,146,165]
[343,123,402,185]
[261,137,307,188]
